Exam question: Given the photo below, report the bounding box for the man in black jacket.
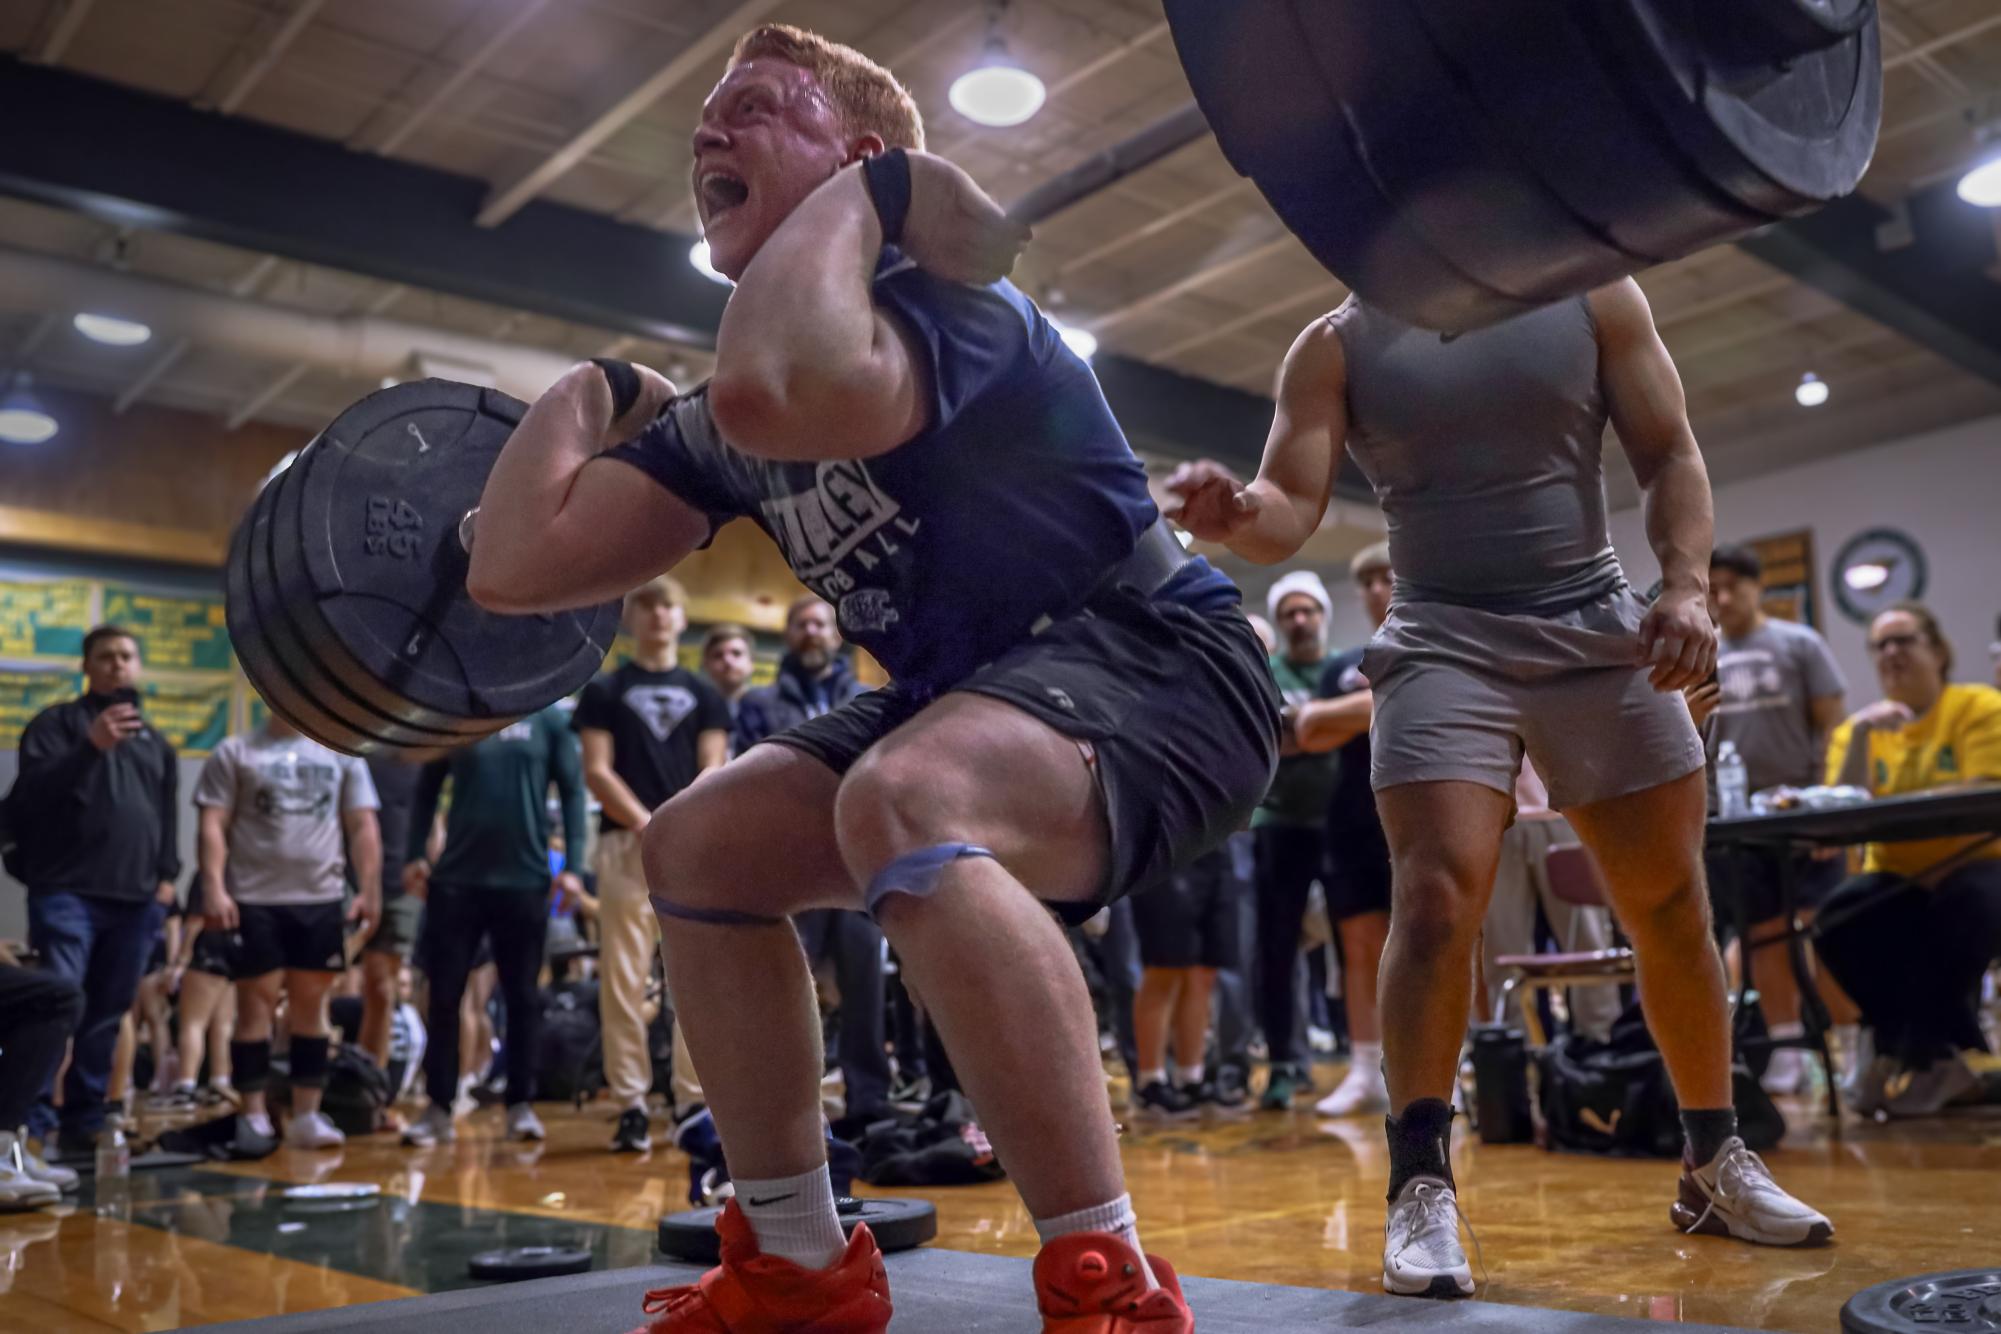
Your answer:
[14,625,180,1149]
[738,597,892,1124]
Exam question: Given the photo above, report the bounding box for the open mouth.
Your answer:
[699,169,750,224]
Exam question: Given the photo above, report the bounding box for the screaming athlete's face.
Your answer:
[691,59,876,281]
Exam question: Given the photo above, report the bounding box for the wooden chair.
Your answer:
[1493,842,1634,1049]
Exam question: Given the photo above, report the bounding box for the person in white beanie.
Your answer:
[1249,568,1340,1110]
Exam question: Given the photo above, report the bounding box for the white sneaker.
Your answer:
[284,1110,346,1150]
[402,1103,455,1148]
[505,1104,545,1142]
[1316,1065,1390,1118]
[1382,1176,1475,1298]
[0,1160,59,1213]
[0,1132,77,1194]
[1884,1054,1981,1118]
[1760,1047,1807,1096]
[1672,1138,1833,1246]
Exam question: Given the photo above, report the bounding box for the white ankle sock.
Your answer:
[736,1163,846,1270]
[1349,1042,1383,1081]
[246,1111,274,1137]
[1035,1193,1157,1289]
[1137,1068,1166,1088]
[1174,1063,1205,1086]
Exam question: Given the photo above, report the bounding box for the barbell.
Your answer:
[226,2,1882,751]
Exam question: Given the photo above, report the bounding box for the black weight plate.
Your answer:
[657,1198,936,1266]
[289,380,620,722]
[1841,1269,2001,1334]
[267,430,512,737]
[1164,0,1531,331]
[1411,0,1773,264]
[225,485,391,756]
[467,1245,594,1282]
[1592,0,1879,216]
[247,463,490,750]
[1294,0,1645,307]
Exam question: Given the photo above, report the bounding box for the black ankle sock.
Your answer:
[1681,1108,1738,1167]
[1384,1098,1455,1201]
[230,1040,271,1096]
[288,1035,330,1089]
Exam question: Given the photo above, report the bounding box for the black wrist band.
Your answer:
[861,148,912,246]
[591,357,641,420]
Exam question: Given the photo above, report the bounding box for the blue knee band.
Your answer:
[652,897,784,928]
[864,843,996,919]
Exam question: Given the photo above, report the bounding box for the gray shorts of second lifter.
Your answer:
[1362,585,1704,811]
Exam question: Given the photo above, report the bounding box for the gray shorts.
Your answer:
[1362,585,1704,811]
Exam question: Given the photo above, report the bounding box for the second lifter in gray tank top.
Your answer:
[1329,294,1623,617]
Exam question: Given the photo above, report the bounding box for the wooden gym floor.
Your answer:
[5,1064,1998,1332]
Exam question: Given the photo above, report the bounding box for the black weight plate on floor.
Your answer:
[285,380,620,723]
[1841,1269,2001,1334]
[1590,0,1879,215]
[1410,0,1773,264]
[657,1198,937,1266]
[226,483,390,756]
[266,424,518,737]
[467,1245,594,1282]
[247,461,488,750]
[1293,0,1644,307]
[1163,0,1530,331]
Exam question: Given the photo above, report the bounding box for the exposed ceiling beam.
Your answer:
[114,255,281,414]
[210,0,328,116]
[27,0,95,66]
[1084,234,1299,334]
[1150,278,1346,362]
[476,0,787,229]
[1737,174,2001,387]
[1050,180,1248,282]
[225,362,309,430]
[364,0,556,157]
[0,58,731,346]
[1881,9,2001,70]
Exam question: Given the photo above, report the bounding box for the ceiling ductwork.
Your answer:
[0,247,582,404]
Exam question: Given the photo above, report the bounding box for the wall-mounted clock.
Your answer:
[1831,528,1926,625]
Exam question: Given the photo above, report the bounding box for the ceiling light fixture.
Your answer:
[1958,120,2001,207]
[950,1,1045,128]
[73,312,153,346]
[689,239,731,285]
[0,375,58,444]
[1051,318,1097,361]
[1794,371,1829,407]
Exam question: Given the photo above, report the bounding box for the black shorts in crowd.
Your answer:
[765,592,1280,918]
[1130,845,1241,969]
[227,901,350,978]
[1324,820,1394,921]
[188,922,235,980]
[1705,845,1848,930]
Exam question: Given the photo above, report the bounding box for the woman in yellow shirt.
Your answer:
[1816,602,2001,1117]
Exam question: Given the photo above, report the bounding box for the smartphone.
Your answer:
[110,686,141,709]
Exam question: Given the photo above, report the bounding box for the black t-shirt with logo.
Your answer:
[572,662,732,832]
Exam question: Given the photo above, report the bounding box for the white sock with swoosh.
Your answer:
[737,1162,846,1270]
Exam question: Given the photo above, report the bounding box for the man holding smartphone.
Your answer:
[12,625,180,1153]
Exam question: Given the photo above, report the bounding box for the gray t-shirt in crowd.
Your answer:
[193,726,379,905]
[1707,617,1846,792]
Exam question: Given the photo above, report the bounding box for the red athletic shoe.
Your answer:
[629,1200,892,1333]
[1034,1232,1195,1333]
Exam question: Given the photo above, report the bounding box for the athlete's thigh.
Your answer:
[644,740,854,917]
[838,691,1108,905]
[1375,779,1514,905]
[1562,768,1709,916]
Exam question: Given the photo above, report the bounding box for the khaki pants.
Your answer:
[596,828,702,1114]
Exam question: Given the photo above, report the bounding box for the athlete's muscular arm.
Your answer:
[1590,278,1716,693]
[711,154,1024,462]
[1164,318,1348,565]
[710,166,927,462]
[467,363,706,615]
[1293,690,1374,753]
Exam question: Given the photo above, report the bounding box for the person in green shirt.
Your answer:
[1252,569,1341,1109]
[399,705,587,1147]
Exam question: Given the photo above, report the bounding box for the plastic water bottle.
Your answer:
[94,1126,131,1219]
[1716,740,1750,819]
